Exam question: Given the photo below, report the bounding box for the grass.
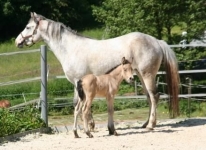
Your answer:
[48,107,169,126]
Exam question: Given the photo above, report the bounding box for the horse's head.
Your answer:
[121,57,134,83]
[15,12,47,48]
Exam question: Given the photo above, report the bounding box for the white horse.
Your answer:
[15,12,180,130]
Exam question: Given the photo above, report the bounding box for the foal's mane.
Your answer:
[105,59,131,74]
[30,14,92,40]
[105,65,120,74]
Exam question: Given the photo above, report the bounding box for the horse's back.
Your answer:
[122,32,164,74]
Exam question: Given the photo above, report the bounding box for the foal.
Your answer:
[73,57,134,138]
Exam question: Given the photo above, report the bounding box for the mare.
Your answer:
[73,57,134,138]
[0,100,11,108]
[15,12,180,130]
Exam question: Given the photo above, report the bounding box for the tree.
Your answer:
[92,0,206,44]
[180,0,206,41]
[0,0,100,42]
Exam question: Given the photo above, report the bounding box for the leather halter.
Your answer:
[20,20,40,46]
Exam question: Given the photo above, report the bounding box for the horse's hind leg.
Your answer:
[136,69,159,129]
[106,96,118,136]
[141,92,160,129]
[141,76,159,129]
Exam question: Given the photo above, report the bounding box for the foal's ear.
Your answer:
[121,57,126,65]
[131,57,134,63]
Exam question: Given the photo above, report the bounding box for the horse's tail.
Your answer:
[158,40,180,118]
[77,80,85,101]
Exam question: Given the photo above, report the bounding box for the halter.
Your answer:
[20,20,40,46]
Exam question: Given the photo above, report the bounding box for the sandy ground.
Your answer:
[1,118,206,150]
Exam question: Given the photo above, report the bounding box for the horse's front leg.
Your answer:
[73,87,79,107]
[73,100,82,138]
[106,96,118,136]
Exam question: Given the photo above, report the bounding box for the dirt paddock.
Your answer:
[1,117,206,150]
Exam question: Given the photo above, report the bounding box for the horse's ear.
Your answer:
[32,12,41,23]
[122,57,126,65]
[33,12,38,18]
[31,12,34,18]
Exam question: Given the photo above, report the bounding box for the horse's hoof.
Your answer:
[146,127,154,131]
[89,134,94,138]
[109,130,118,136]
[74,135,80,138]
[86,131,93,138]
[73,130,80,138]
[114,131,118,136]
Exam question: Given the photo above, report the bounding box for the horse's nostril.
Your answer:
[17,43,23,48]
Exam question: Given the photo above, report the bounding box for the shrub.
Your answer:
[0,105,46,137]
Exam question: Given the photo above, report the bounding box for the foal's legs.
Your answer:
[106,95,117,135]
[88,110,95,131]
[82,97,94,138]
[74,87,95,132]
[73,99,83,138]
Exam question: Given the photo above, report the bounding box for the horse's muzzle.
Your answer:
[17,43,24,48]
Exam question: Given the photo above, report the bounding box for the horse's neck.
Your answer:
[41,31,76,64]
[108,66,124,86]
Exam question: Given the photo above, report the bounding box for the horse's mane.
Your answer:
[29,14,91,41]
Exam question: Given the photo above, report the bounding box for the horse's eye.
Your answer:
[26,26,30,30]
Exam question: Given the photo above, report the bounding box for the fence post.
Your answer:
[134,81,137,95]
[187,77,192,118]
[40,45,48,127]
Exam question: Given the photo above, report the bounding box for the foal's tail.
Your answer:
[158,40,180,118]
[77,80,85,101]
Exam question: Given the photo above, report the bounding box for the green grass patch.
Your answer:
[0,105,46,137]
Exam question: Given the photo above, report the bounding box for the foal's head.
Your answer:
[121,57,134,83]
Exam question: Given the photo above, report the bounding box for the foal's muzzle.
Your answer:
[128,77,134,83]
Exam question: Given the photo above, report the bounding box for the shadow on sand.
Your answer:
[115,118,206,136]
